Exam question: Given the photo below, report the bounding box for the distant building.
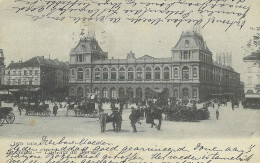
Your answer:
[69,31,241,100]
[0,49,5,85]
[4,56,69,97]
[243,50,260,97]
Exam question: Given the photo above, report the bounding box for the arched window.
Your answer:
[193,67,197,77]
[164,67,170,80]
[86,69,90,78]
[193,89,197,98]
[94,88,100,95]
[136,88,142,99]
[126,87,134,98]
[102,88,108,98]
[94,68,100,80]
[174,89,178,98]
[154,67,161,80]
[145,67,152,80]
[247,90,253,94]
[77,68,83,81]
[103,68,108,80]
[111,67,117,80]
[77,87,84,97]
[118,88,125,97]
[136,67,143,80]
[182,66,189,80]
[174,68,178,78]
[182,88,189,99]
[110,88,117,99]
[71,69,75,76]
[119,67,125,80]
[128,67,134,80]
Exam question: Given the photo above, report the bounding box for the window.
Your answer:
[128,67,134,80]
[94,88,100,95]
[94,68,100,80]
[118,88,125,97]
[174,68,178,78]
[183,88,189,98]
[13,71,16,75]
[35,70,39,75]
[154,67,161,80]
[102,88,108,98]
[164,67,170,80]
[78,68,84,81]
[174,89,178,97]
[86,69,90,78]
[71,88,75,95]
[71,69,75,76]
[78,54,83,62]
[24,70,27,76]
[183,51,189,59]
[18,79,21,85]
[126,88,134,98]
[119,67,125,80]
[193,90,197,98]
[29,70,32,75]
[103,68,108,80]
[182,66,189,80]
[111,67,117,80]
[185,40,189,48]
[193,67,198,77]
[136,88,142,99]
[29,78,33,85]
[145,67,152,80]
[111,88,117,99]
[13,79,16,84]
[247,90,253,94]
[136,67,143,80]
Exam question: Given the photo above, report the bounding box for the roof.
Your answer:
[243,51,260,60]
[172,31,211,53]
[137,55,155,60]
[70,36,104,55]
[7,56,68,69]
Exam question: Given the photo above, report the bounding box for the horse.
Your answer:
[146,107,163,130]
[99,112,122,132]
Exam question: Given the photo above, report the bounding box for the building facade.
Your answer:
[243,51,260,97]
[0,49,5,85]
[69,31,241,100]
[4,56,69,96]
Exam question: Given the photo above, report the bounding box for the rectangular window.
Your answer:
[30,70,33,75]
[128,72,134,80]
[24,70,27,76]
[154,72,160,80]
[35,70,39,75]
[137,72,143,80]
[103,72,108,80]
[95,72,100,80]
[164,72,169,80]
[13,71,16,75]
[193,90,197,98]
[111,72,116,80]
[119,72,125,80]
[146,72,151,80]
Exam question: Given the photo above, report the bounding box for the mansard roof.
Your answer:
[70,36,104,55]
[172,31,211,53]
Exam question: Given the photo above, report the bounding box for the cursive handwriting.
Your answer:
[10,0,251,31]
[4,136,256,163]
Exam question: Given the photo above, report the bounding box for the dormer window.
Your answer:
[185,40,189,48]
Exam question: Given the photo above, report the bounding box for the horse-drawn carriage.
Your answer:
[25,103,51,116]
[0,107,15,124]
[76,102,98,117]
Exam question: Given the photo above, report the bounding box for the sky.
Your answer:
[0,0,260,81]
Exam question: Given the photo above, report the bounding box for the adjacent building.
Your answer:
[4,56,69,97]
[69,31,241,100]
[0,49,5,85]
[243,50,260,98]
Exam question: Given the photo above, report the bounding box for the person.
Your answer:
[216,108,219,120]
[53,103,58,116]
[129,108,138,132]
[232,101,234,111]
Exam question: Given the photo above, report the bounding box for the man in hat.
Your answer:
[53,103,58,116]
[129,107,138,132]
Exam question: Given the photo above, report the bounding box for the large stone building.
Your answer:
[4,56,69,97]
[243,50,260,98]
[0,49,5,85]
[69,31,241,100]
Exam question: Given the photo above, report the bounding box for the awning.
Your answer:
[148,88,165,94]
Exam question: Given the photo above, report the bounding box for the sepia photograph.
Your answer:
[0,0,259,162]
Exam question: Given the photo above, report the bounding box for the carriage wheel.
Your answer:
[0,113,5,124]
[6,112,15,124]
